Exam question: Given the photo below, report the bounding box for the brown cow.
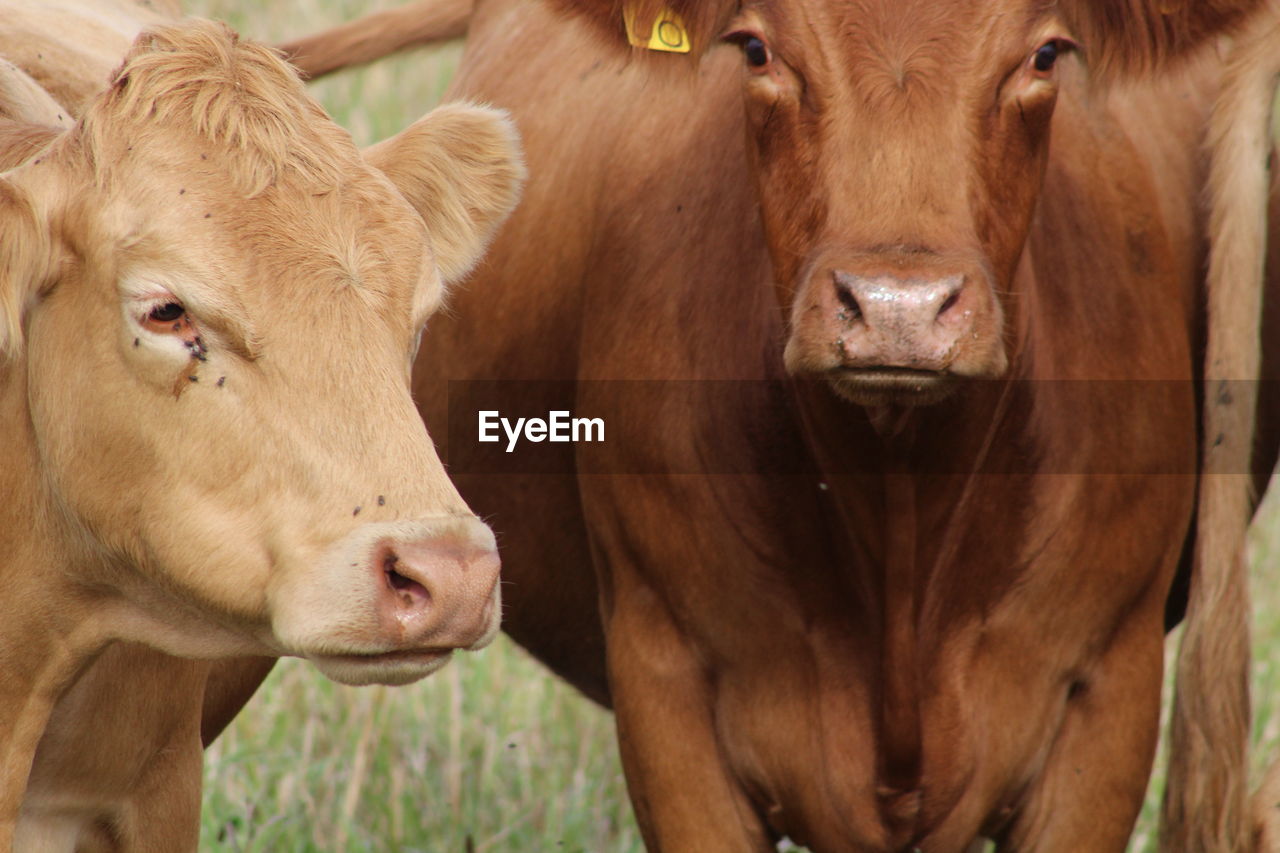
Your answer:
[270,1,1280,850]
[0,14,524,850]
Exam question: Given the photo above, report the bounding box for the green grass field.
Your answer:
[185,2,1280,849]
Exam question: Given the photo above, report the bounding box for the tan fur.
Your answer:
[0,0,178,115]
[0,11,522,850]
[280,0,472,80]
[364,102,526,289]
[84,21,362,197]
[0,121,57,169]
[1164,6,1280,850]
[0,60,71,129]
[0,168,49,358]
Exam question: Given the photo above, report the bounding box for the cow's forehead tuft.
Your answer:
[75,18,364,197]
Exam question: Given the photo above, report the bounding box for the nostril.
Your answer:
[938,290,961,317]
[384,553,430,606]
[835,278,863,322]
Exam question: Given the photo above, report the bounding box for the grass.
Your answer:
[185,1,1280,849]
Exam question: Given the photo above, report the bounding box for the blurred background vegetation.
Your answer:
[183,2,1280,849]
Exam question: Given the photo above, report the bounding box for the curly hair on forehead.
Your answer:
[78,18,362,196]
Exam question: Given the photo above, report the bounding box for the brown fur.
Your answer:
[262,0,1280,848]
[280,0,473,80]
[421,3,1270,850]
[298,0,1264,75]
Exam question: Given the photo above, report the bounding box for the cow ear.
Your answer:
[1062,0,1263,78]
[364,102,525,285]
[0,175,52,359]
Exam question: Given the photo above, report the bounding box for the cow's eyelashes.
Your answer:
[724,31,772,71]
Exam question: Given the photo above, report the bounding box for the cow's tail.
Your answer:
[1160,7,1280,852]
[277,0,473,81]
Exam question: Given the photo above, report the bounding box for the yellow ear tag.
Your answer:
[623,5,691,53]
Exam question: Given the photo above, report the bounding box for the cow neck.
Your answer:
[0,358,110,833]
[792,360,1023,794]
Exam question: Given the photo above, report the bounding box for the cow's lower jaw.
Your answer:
[302,583,500,686]
[826,367,959,407]
[308,648,456,686]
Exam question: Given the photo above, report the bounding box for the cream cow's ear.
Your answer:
[364,102,526,285]
[0,175,53,359]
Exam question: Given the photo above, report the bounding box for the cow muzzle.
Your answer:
[785,259,1007,406]
[271,516,502,686]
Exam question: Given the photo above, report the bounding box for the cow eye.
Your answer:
[1033,43,1057,72]
[141,301,189,334]
[149,302,185,323]
[1031,40,1074,74]
[743,37,770,68]
[724,31,772,71]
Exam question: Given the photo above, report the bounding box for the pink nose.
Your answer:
[373,532,500,650]
[832,271,974,371]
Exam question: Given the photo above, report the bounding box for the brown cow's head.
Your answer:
[565,0,1258,406]
[0,22,524,686]
[721,0,1254,406]
[736,0,1072,406]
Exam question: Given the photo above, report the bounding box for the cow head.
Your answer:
[0,22,524,686]
[568,0,1258,406]
[721,0,1256,406]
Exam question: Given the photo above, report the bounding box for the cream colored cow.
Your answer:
[0,14,523,852]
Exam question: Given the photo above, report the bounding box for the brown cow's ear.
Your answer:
[364,102,526,286]
[1062,0,1265,78]
[0,175,52,359]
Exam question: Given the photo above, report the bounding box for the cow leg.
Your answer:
[992,607,1164,852]
[605,580,773,853]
